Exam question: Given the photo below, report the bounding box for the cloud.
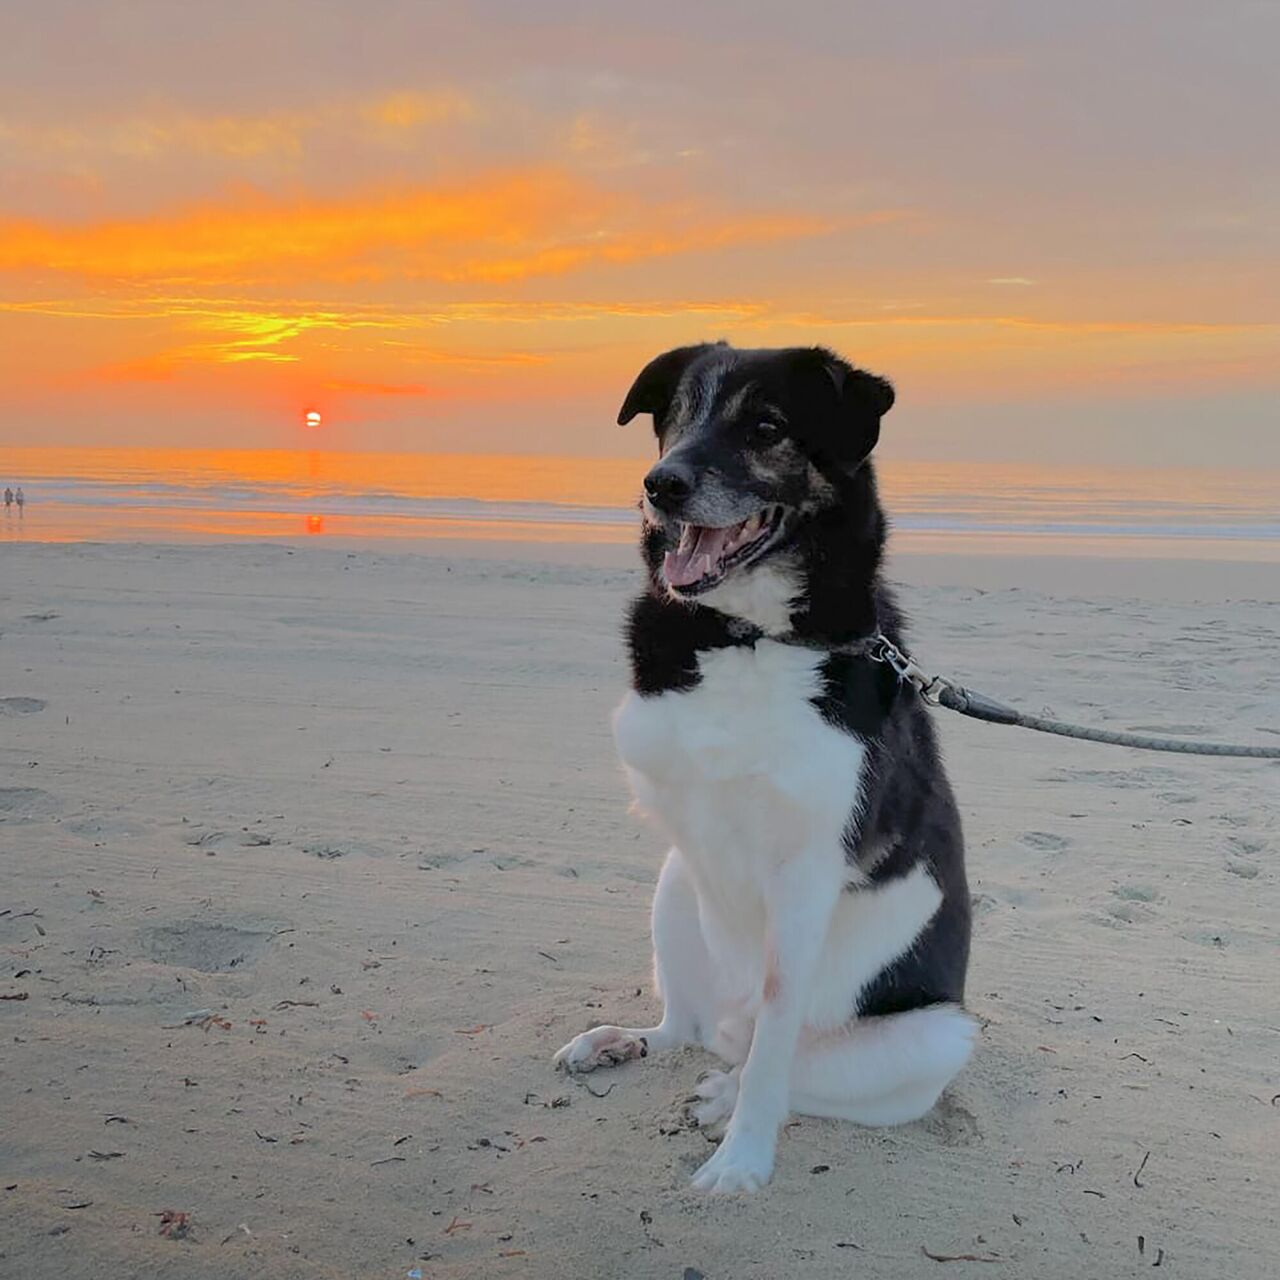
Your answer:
[9,288,1274,398]
[0,171,836,287]
[358,91,473,131]
[0,89,475,163]
[446,212,835,284]
[0,293,778,389]
[319,378,431,396]
[0,296,771,326]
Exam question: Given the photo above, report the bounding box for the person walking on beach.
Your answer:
[3,487,11,511]
[14,487,24,513]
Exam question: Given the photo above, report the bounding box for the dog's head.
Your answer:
[618,342,894,599]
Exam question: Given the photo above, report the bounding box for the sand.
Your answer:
[1,539,1277,1279]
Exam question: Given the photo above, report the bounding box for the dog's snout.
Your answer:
[643,462,695,512]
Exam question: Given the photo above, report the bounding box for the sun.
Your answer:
[304,409,322,428]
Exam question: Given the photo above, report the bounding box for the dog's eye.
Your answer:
[749,420,782,446]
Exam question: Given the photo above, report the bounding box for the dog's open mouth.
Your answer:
[662,505,786,594]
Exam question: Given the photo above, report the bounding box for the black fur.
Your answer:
[620,343,971,1017]
[626,593,754,695]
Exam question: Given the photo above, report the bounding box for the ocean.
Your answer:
[2,447,1277,560]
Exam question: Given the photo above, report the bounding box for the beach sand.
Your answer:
[1,540,1277,1279]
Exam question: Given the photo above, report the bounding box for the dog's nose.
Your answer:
[643,462,694,511]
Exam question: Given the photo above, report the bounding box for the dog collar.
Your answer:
[724,618,885,659]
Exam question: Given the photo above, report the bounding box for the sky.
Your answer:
[1,1,1276,465]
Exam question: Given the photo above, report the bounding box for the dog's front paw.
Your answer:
[690,1132,774,1194]
[686,1068,739,1133]
[553,1025,648,1073]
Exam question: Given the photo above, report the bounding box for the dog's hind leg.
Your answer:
[554,848,716,1072]
[692,1003,975,1132]
[791,1002,976,1124]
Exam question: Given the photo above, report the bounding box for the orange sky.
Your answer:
[1,2,1277,464]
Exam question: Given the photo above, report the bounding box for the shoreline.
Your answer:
[4,448,1278,562]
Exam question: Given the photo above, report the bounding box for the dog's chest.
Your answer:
[613,642,866,882]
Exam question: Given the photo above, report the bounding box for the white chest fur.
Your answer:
[615,636,862,776]
[615,642,866,950]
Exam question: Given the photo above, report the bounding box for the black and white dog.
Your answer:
[554,343,974,1193]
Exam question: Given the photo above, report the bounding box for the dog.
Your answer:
[554,342,974,1193]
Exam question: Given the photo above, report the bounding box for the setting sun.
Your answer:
[304,410,322,428]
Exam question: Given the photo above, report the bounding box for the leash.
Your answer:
[867,634,1280,759]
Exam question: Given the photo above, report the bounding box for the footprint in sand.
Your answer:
[1086,885,1159,928]
[489,854,537,871]
[1112,884,1159,903]
[1212,812,1252,829]
[183,827,274,853]
[1226,861,1260,880]
[414,851,469,870]
[140,920,278,973]
[0,786,58,819]
[70,815,154,840]
[1103,902,1144,924]
[1180,928,1231,950]
[921,1094,981,1147]
[1019,831,1070,852]
[0,697,46,715]
[1226,835,1266,856]
[304,839,395,860]
[304,844,348,860]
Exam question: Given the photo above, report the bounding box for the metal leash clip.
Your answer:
[869,633,953,705]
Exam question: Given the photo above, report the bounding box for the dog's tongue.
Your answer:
[663,524,734,588]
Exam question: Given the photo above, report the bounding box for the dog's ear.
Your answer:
[789,347,894,469]
[617,343,718,428]
[818,352,895,418]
